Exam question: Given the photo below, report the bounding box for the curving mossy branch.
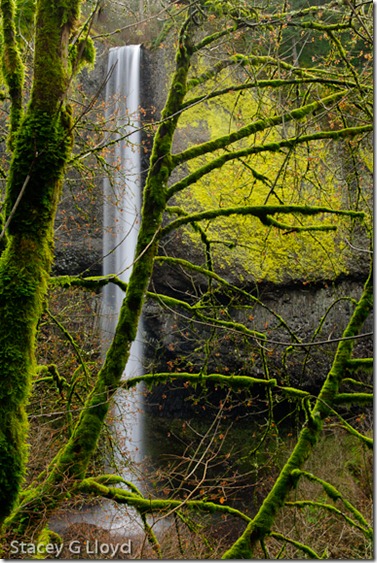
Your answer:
[269,532,321,559]
[171,90,350,168]
[167,124,372,199]
[186,57,238,90]
[161,204,364,238]
[316,401,373,447]
[289,469,372,536]
[77,477,252,524]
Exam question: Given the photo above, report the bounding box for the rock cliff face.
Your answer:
[54,44,108,277]
[53,41,372,415]
[142,273,372,416]
[52,45,169,277]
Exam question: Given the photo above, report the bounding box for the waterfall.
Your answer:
[102,45,144,476]
[49,45,146,537]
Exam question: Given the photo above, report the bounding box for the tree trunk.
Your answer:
[0,0,80,522]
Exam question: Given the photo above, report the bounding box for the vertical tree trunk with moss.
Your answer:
[0,0,80,521]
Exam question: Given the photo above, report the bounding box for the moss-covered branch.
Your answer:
[260,214,337,233]
[50,273,128,291]
[342,377,373,390]
[290,470,372,535]
[333,392,373,406]
[167,124,372,199]
[253,3,347,27]
[192,24,239,53]
[314,269,373,415]
[286,20,350,33]
[161,204,363,238]
[346,358,373,371]
[186,57,237,90]
[77,478,251,523]
[123,372,277,393]
[318,402,373,447]
[122,373,311,403]
[35,364,69,396]
[269,531,321,559]
[171,90,349,167]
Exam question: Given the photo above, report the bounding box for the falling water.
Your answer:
[102,45,144,474]
[49,46,146,538]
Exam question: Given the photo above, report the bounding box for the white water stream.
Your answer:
[100,44,145,532]
[51,46,146,536]
[102,45,144,476]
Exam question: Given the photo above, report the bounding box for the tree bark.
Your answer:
[0,0,80,522]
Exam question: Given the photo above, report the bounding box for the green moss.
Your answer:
[70,35,96,71]
[34,527,63,559]
[0,0,82,524]
[170,75,369,283]
[1,0,25,143]
[270,532,322,559]
[0,237,49,517]
[78,478,251,523]
[5,111,71,238]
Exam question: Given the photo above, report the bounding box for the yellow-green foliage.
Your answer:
[173,72,358,284]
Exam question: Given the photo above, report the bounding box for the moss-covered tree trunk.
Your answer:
[0,13,195,543]
[0,0,80,522]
